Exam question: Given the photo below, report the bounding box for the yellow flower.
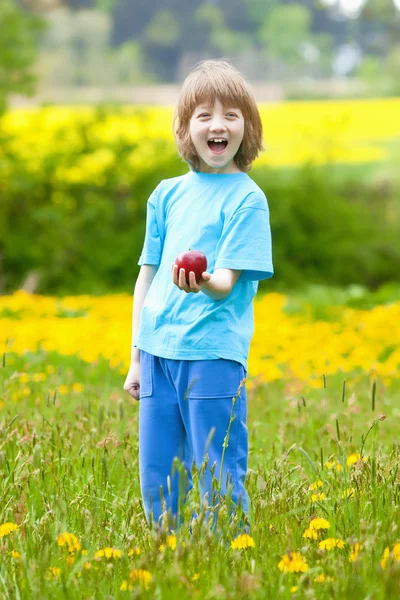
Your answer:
[319,538,345,550]
[66,555,74,566]
[290,586,298,593]
[381,543,400,569]
[159,535,176,552]
[394,544,400,560]
[309,480,323,490]
[349,542,361,562]
[191,573,200,581]
[231,534,256,550]
[94,547,121,559]
[166,535,176,550]
[84,561,91,570]
[58,385,69,395]
[129,568,152,590]
[72,382,84,393]
[326,460,343,471]
[346,453,366,466]
[311,492,325,502]
[303,527,319,540]
[128,546,141,556]
[33,372,46,382]
[341,487,355,499]
[0,523,18,538]
[10,550,21,559]
[314,574,335,583]
[19,373,30,383]
[309,518,330,531]
[278,552,309,573]
[57,532,81,553]
[47,566,61,579]
[380,546,390,570]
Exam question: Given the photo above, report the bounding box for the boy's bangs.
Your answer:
[188,76,247,116]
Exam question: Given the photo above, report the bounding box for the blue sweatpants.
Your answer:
[138,349,249,531]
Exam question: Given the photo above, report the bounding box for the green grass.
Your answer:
[1,346,399,599]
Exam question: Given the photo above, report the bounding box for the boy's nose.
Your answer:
[209,123,227,132]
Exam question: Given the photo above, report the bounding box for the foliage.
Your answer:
[1,100,399,295]
[0,329,399,596]
[0,0,45,115]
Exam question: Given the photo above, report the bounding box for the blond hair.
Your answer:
[172,59,264,173]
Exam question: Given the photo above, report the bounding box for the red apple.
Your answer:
[175,249,207,284]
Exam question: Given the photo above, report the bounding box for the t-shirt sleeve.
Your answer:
[138,186,163,267]
[214,197,274,281]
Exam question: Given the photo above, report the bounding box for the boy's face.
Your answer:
[189,98,245,174]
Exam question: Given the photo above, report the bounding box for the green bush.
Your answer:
[0,109,399,296]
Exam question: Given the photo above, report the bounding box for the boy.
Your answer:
[124,59,274,532]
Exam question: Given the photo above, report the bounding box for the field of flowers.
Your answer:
[2,97,400,173]
[1,288,399,598]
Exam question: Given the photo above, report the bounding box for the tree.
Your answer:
[0,0,45,115]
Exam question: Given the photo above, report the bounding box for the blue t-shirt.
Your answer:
[132,170,274,372]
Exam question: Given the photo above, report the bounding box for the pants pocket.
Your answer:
[187,358,246,399]
[139,350,153,398]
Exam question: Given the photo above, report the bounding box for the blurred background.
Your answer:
[1,0,400,300]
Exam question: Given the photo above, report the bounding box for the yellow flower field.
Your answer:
[2,97,399,172]
[1,290,399,393]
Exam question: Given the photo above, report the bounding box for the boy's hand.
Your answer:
[123,360,141,401]
[171,263,212,294]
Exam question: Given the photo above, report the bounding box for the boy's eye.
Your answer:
[198,112,237,118]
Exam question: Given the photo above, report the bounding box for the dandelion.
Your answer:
[349,542,361,562]
[10,550,21,559]
[346,453,366,466]
[309,480,323,490]
[319,538,345,550]
[311,492,325,502]
[57,532,81,553]
[72,383,83,393]
[58,385,69,395]
[84,562,91,570]
[341,487,355,499]
[380,546,390,569]
[120,569,152,591]
[66,555,74,566]
[380,543,400,569]
[0,523,18,538]
[166,535,176,550]
[278,552,309,573]
[33,373,46,382]
[290,586,298,593]
[309,518,330,531]
[314,574,334,583]
[326,460,343,471]
[159,535,176,552]
[231,534,256,550]
[94,547,121,559]
[127,546,141,556]
[47,566,61,579]
[191,573,200,581]
[303,528,319,540]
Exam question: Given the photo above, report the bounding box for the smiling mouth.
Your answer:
[207,140,228,154]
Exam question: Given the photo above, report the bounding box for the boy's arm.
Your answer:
[201,268,242,300]
[130,265,158,364]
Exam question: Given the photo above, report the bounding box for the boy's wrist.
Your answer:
[201,274,229,300]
